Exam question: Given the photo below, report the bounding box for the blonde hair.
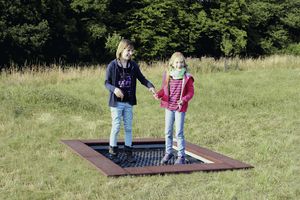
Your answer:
[165,52,187,84]
[116,39,134,59]
[168,52,187,69]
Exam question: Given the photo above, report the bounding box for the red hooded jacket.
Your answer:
[156,72,194,112]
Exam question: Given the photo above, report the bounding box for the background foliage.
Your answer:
[0,0,299,68]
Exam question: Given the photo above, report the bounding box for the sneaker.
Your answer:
[160,153,174,165]
[174,156,185,165]
[124,145,136,163]
[108,146,121,164]
[108,154,121,164]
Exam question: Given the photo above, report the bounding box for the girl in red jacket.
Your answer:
[154,52,194,165]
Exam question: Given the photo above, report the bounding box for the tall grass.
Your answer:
[0,55,299,200]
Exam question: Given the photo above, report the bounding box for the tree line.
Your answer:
[0,0,299,69]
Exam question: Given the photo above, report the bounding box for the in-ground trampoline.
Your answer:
[61,138,253,177]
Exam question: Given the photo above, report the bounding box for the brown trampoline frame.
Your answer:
[61,138,253,177]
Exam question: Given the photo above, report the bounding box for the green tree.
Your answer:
[127,0,209,61]
[208,0,249,57]
[42,0,79,62]
[105,32,123,56]
[70,0,110,61]
[0,0,51,66]
[1,0,300,68]
[0,0,80,67]
[246,0,300,55]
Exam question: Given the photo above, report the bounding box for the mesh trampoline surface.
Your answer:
[89,144,203,168]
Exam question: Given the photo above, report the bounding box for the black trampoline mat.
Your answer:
[89,143,204,168]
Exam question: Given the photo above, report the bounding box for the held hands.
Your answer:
[149,87,160,100]
[153,93,160,100]
[114,88,124,100]
[148,87,156,94]
[114,87,158,101]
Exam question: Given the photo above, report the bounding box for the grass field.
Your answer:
[1,55,299,199]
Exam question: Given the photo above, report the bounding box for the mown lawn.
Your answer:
[1,57,299,199]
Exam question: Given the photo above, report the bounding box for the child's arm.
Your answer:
[135,64,155,89]
[181,78,194,103]
[104,64,115,93]
[156,72,167,98]
[105,64,124,99]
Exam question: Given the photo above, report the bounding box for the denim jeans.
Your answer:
[165,109,186,157]
[109,102,133,147]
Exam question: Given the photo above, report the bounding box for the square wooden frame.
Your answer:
[61,138,253,177]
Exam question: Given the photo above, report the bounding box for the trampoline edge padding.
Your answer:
[61,138,253,177]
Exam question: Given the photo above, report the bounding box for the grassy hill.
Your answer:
[1,55,299,199]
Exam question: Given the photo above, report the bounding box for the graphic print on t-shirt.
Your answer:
[119,73,131,89]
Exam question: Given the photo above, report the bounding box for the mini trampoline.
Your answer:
[61,138,253,177]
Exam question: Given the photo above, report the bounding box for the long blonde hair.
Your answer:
[165,52,187,84]
[116,39,134,59]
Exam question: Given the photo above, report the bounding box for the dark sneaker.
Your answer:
[160,153,174,165]
[124,145,136,163]
[126,153,136,163]
[108,146,121,164]
[174,156,185,165]
[108,154,121,164]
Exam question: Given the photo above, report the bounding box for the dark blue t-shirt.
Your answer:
[116,65,132,102]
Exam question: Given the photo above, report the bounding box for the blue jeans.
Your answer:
[109,102,133,147]
[165,109,186,157]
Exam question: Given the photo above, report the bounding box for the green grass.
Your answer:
[1,56,299,199]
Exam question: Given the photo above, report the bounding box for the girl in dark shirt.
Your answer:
[105,39,155,163]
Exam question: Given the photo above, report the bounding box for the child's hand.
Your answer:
[149,87,156,94]
[153,93,160,100]
[114,88,124,99]
[177,100,183,105]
